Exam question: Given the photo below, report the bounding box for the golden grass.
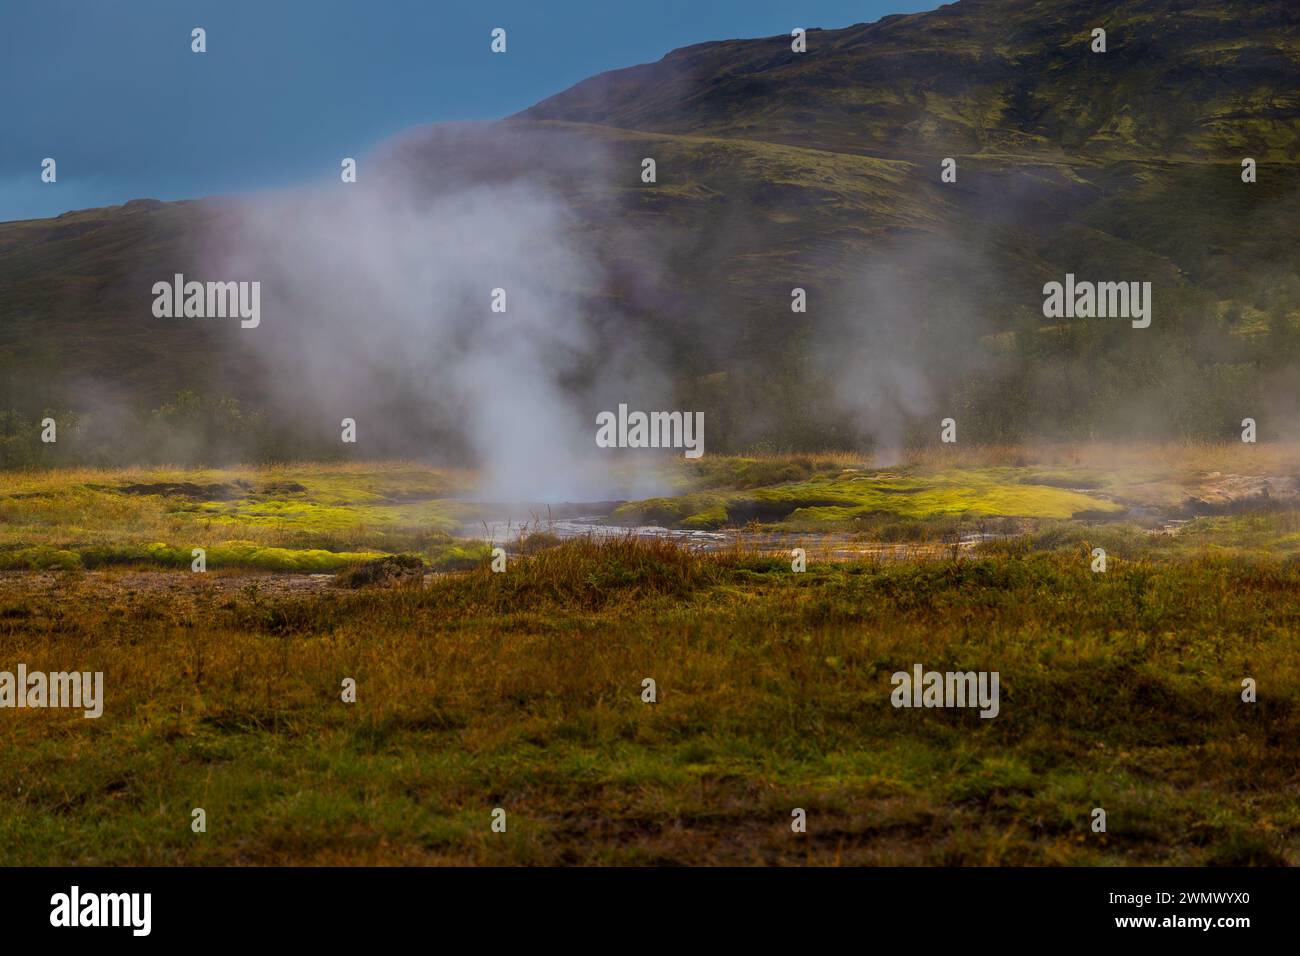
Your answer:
[0,536,1297,865]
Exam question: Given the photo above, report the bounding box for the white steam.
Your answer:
[207,130,644,501]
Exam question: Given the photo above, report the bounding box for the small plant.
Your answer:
[335,553,425,588]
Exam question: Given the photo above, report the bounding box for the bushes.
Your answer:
[335,554,425,588]
[434,534,726,611]
[0,410,81,469]
[0,390,300,469]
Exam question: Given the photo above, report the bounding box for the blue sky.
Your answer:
[0,0,940,222]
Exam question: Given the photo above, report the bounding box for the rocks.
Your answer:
[1181,472,1298,516]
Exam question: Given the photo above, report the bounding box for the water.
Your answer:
[463,509,1004,560]
[469,516,730,550]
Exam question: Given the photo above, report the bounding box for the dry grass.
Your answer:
[0,535,1296,865]
[899,440,1300,472]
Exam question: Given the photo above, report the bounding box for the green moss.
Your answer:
[0,540,389,572]
[611,493,729,527]
[204,541,388,571]
[681,456,838,490]
[190,495,464,536]
[615,468,1126,529]
[428,541,493,570]
[0,545,83,570]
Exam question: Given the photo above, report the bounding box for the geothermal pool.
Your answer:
[462,507,1006,560]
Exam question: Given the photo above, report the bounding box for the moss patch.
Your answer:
[614,468,1126,529]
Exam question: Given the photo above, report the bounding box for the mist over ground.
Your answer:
[199,121,999,495]
[208,125,640,500]
[2,0,1297,478]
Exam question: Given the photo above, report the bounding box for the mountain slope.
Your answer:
[1,0,1298,464]
[519,0,1300,161]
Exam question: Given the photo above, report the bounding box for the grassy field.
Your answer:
[0,462,485,572]
[1,447,1298,865]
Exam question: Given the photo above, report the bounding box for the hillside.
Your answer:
[1,0,1298,465]
[520,0,1300,161]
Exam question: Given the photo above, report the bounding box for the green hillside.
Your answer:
[1,0,1298,465]
[520,0,1300,162]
